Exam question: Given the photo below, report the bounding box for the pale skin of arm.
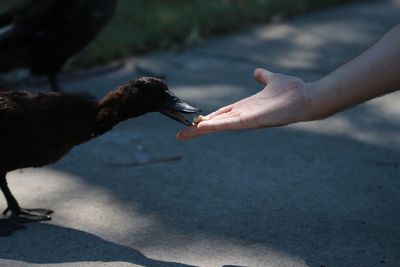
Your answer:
[177,23,400,141]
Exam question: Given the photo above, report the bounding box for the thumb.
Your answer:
[254,68,274,85]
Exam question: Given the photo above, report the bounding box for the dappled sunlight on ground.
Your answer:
[290,91,400,148]
[1,1,400,266]
[4,168,156,241]
[2,167,308,266]
[366,90,400,116]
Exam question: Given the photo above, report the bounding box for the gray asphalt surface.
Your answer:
[1,0,400,266]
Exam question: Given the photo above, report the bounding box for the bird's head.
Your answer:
[109,77,200,125]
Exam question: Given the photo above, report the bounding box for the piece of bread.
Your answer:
[192,115,209,125]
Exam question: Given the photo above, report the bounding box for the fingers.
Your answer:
[254,68,274,85]
[176,125,212,141]
[176,116,242,141]
[205,105,233,119]
[177,68,274,141]
[177,101,241,140]
[198,116,243,131]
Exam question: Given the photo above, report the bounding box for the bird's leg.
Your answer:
[48,74,62,92]
[0,173,26,236]
[0,173,52,223]
[0,173,21,216]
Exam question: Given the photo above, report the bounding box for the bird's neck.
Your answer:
[93,87,146,136]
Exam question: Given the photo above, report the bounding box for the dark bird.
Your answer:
[0,77,199,234]
[0,0,118,91]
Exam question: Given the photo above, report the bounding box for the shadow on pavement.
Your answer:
[46,126,400,266]
[0,223,196,267]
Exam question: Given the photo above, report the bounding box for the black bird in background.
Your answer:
[0,0,118,91]
[0,77,200,235]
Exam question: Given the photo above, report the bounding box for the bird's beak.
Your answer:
[159,92,201,126]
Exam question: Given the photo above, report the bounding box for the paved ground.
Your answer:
[1,0,400,266]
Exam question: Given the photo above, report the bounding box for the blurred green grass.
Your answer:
[1,0,357,69]
[76,0,357,68]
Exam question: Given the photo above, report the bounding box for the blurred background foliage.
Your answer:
[1,0,358,69]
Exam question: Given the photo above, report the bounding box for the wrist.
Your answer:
[301,81,332,122]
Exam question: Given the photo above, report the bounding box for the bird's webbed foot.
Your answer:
[3,207,53,223]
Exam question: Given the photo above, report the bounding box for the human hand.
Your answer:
[176,68,313,141]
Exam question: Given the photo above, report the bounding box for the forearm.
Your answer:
[305,23,400,119]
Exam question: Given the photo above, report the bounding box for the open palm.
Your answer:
[177,68,309,140]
